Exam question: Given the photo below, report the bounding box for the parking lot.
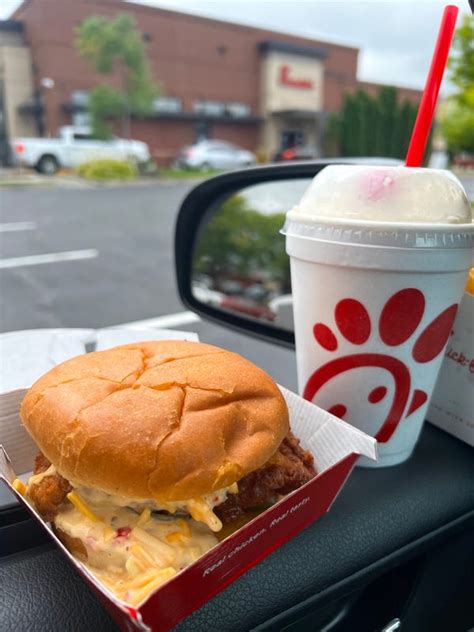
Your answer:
[0,180,297,388]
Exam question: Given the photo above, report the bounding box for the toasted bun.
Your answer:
[21,341,288,501]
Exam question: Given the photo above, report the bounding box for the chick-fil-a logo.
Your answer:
[445,346,474,373]
[304,289,459,443]
[279,65,314,89]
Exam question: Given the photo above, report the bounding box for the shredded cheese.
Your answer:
[177,518,191,538]
[12,479,27,496]
[67,491,101,523]
[127,567,173,590]
[126,555,147,576]
[66,492,116,539]
[136,507,151,527]
[132,527,175,566]
[131,543,156,567]
[71,482,238,532]
[126,567,176,606]
[55,501,217,607]
[165,531,187,544]
[186,498,223,532]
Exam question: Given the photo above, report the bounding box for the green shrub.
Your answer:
[76,159,138,181]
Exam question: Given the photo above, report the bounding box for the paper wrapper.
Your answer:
[0,328,376,632]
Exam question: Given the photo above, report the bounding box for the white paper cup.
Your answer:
[283,217,474,467]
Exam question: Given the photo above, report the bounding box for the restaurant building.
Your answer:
[1,0,422,164]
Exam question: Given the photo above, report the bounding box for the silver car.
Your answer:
[177,140,256,170]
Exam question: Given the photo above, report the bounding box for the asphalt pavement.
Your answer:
[0,181,298,389]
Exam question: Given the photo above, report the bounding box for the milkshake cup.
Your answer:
[282,165,473,467]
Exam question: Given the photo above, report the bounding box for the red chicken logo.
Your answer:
[303,289,458,442]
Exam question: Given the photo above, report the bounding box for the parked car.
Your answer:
[268,293,294,330]
[176,140,256,170]
[274,145,320,162]
[221,295,275,321]
[10,126,151,174]
[191,281,224,307]
[453,153,474,170]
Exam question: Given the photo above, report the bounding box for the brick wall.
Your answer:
[13,0,422,161]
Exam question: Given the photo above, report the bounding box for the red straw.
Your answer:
[405,5,459,167]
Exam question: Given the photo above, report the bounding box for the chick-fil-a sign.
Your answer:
[279,64,314,89]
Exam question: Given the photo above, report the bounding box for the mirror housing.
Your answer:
[175,159,402,348]
[175,162,327,347]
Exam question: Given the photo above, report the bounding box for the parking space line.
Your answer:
[0,249,99,269]
[0,222,37,233]
[111,311,201,329]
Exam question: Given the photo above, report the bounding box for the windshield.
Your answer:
[1,0,472,333]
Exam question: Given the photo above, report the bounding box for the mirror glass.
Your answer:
[192,178,311,332]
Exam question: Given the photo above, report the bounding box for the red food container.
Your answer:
[0,329,376,631]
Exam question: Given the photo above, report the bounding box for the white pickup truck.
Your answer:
[10,126,151,174]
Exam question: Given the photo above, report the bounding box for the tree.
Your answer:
[446,14,474,97]
[376,86,397,156]
[193,195,289,288]
[75,14,158,139]
[354,90,370,156]
[322,112,340,157]
[340,94,358,156]
[439,15,474,155]
[327,87,419,159]
[440,98,474,155]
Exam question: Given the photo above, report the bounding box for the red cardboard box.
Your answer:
[0,329,376,631]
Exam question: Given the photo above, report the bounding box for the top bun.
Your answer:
[21,340,288,501]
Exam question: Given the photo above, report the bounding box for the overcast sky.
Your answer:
[2,0,471,91]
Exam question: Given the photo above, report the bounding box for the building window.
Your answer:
[71,91,91,128]
[193,100,251,118]
[71,90,90,107]
[225,102,250,118]
[153,96,182,113]
[193,100,225,117]
[73,132,94,141]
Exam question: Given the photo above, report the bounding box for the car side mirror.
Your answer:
[175,162,325,347]
[174,159,401,348]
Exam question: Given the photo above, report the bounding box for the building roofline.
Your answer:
[11,0,33,20]
[12,0,359,55]
[125,1,360,53]
[258,39,327,60]
[0,19,24,32]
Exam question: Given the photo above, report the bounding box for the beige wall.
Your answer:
[261,115,278,157]
[0,45,36,138]
[261,51,324,115]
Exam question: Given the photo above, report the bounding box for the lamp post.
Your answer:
[35,77,55,137]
